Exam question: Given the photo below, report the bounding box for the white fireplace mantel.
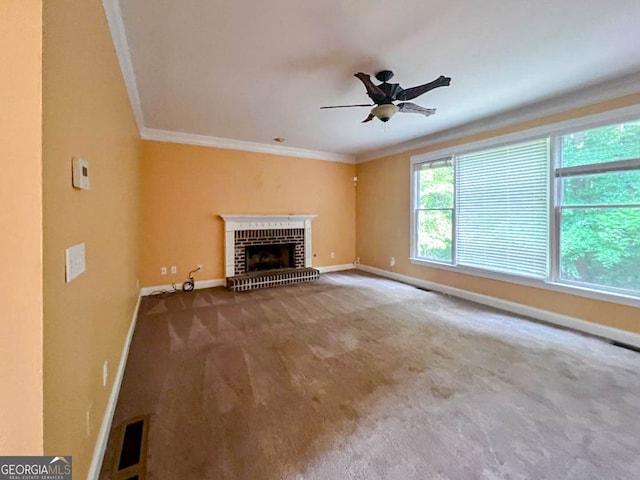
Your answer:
[220,214,317,277]
[220,214,317,231]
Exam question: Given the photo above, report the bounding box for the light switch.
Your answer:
[66,242,86,283]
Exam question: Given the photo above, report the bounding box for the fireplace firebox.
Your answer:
[245,243,295,272]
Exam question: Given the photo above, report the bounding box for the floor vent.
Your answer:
[226,267,320,291]
[612,341,640,354]
[113,415,149,480]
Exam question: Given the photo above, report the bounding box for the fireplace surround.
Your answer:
[233,228,305,274]
[220,214,319,290]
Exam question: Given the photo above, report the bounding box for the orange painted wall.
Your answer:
[140,141,356,286]
[42,0,140,476]
[357,93,640,334]
[0,0,44,455]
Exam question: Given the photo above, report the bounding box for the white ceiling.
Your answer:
[108,0,640,162]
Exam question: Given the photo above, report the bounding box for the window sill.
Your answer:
[409,257,640,309]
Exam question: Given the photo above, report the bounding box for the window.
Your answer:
[456,139,549,278]
[411,115,640,302]
[414,159,454,262]
[556,120,640,294]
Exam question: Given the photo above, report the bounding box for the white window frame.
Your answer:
[551,141,640,293]
[410,104,640,308]
[411,158,455,265]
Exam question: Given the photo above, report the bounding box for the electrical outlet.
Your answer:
[197,264,203,271]
[390,257,396,267]
[171,266,177,274]
[161,267,167,275]
[102,360,108,387]
[65,242,86,283]
[136,279,140,289]
[86,402,93,437]
[330,252,335,259]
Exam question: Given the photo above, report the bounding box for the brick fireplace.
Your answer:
[220,214,318,289]
[234,229,304,274]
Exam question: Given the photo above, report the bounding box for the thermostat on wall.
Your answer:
[72,157,90,189]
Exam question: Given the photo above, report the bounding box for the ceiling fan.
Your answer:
[321,70,451,123]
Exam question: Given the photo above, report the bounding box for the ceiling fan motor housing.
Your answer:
[375,70,395,82]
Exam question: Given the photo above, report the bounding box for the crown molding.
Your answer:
[408,103,640,172]
[140,128,355,163]
[102,0,145,132]
[103,0,354,164]
[356,71,640,163]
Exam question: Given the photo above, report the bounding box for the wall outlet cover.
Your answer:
[86,402,93,437]
[103,360,108,387]
[65,243,86,283]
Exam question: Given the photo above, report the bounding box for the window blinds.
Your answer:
[456,138,550,278]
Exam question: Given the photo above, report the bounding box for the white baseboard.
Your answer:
[357,264,640,349]
[140,278,225,296]
[317,264,355,273]
[87,292,142,480]
[140,268,357,295]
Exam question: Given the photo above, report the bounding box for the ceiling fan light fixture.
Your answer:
[371,104,399,122]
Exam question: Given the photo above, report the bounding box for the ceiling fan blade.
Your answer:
[396,75,451,101]
[398,102,436,117]
[354,72,389,105]
[320,104,373,109]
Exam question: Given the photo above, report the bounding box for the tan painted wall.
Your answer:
[140,141,356,286]
[0,0,44,455]
[42,0,140,476]
[357,93,640,334]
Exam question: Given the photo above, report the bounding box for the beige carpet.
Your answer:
[100,270,640,479]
